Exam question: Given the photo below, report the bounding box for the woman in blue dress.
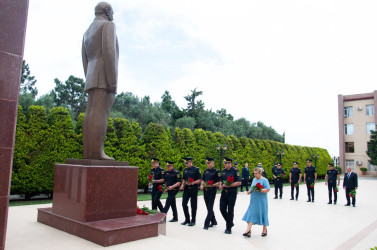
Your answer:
[242,167,270,237]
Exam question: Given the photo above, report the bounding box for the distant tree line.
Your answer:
[19,60,284,142]
[12,105,331,199]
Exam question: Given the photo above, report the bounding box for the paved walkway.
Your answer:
[5,177,377,250]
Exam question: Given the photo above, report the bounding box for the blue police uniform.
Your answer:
[274,167,285,199]
[150,166,165,211]
[220,165,241,234]
[162,168,181,221]
[290,167,301,200]
[181,165,202,225]
[305,166,317,202]
[202,167,220,229]
[326,168,339,204]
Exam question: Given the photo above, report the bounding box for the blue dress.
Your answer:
[242,177,270,226]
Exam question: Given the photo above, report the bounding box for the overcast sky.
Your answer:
[24,0,377,158]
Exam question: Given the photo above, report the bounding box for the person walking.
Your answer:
[241,163,250,192]
[304,159,317,202]
[325,163,340,204]
[150,158,165,211]
[242,167,270,237]
[162,161,181,222]
[289,162,301,201]
[343,166,358,207]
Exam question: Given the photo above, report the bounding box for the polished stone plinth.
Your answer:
[37,162,166,246]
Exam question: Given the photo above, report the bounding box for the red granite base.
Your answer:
[37,208,166,247]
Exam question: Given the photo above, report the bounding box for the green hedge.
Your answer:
[11,106,332,197]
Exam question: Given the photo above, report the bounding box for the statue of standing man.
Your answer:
[82,2,119,160]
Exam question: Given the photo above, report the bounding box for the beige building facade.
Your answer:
[338,90,377,176]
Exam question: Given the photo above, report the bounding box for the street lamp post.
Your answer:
[333,156,339,168]
[276,150,285,165]
[216,144,227,172]
[312,154,320,167]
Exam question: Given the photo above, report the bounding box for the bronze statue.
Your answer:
[82,2,119,160]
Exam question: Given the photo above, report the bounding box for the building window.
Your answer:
[344,106,353,118]
[345,142,354,153]
[345,160,355,170]
[366,105,375,116]
[345,124,354,135]
[368,162,376,172]
[367,123,376,134]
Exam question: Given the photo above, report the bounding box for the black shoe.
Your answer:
[169,218,178,222]
[203,226,208,230]
[334,202,337,205]
[279,197,282,199]
[243,230,251,237]
[224,229,232,234]
[296,198,298,201]
[209,221,217,227]
[274,197,278,199]
[290,198,294,200]
[181,221,189,225]
[261,229,268,237]
[353,204,356,207]
[188,222,195,226]
[307,200,311,202]
[327,202,332,204]
[312,200,314,203]
[345,204,350,206]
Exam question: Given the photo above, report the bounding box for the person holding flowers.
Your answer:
[343,166,358,207]
[219,157,241,234]
[180,157,202,226]
[242,167,270,237]
[200,157,221,230]
[162,161,182,222]
[304,159,317,202]
[150,158,165,212]
[289,161,302,201]
[325,163,340,205]
[274,163,285,199]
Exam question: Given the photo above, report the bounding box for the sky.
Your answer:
[23,0,377,158]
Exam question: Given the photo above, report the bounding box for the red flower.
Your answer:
[227,176,234,183]
[207,180,214,185]
[282,173,286,176]
[188,177,194,183]
[136,208,142,215]
[158,185,162,192]
[148,175,153,181]
[141,210,148,215]
[256,183,264,189]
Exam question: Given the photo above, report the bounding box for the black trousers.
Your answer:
[306,180,315,201]
[345,187,356,205]
[203,188,217,227]
[290,181,299,199]
[327,180,337,203]
[240,179,249,191]
[220,189,237,231]
[275,179,283,198]
[182,188,198,222]
[163,190,178,219]
[151,188,163,211]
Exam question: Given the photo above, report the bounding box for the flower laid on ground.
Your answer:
[136,205,158,215]
[188,177,194,184]
[251,182,264,192]
[310,182,315,188]
[204,180,214,188]
[223,176,235,186]
[349,189,356,198]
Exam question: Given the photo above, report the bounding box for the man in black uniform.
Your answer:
[219,157,241,234]
[304,159,317,202]
[233,161,239,170]
[241,162,250,192]
[162,161,181,222]
[180,157,202,226]
[343,166,358,207]
[325,163,340,204]
[274,163,285,199]
[257,162,268,178]
[272,162,278,189]
[200,157,220,230]
[289,161,302,200]
[150,158,165,211]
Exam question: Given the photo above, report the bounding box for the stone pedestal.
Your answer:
[37,161,166,247]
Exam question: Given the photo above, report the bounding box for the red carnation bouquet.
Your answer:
[348,189,356,198]
[188,177,195,184]
[277,173,285,179]
[136,205,158,215]
[158,184,168,192]
[223,176,235,186]
[251,182,264,192]
[148,174,154,185]
[310,182,315,188]
[204,180,215,188]
[335,186,339,193]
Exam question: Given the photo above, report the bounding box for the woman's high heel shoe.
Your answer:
[261,229,267,237]
[243,230,251,237]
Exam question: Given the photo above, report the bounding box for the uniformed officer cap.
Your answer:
[223,157,233,163]
[293,161,298,165]
[328,163,334,167]
[277,163,281,166]
[182,157,193,161]
[234,161,239,165]
[166,161,174,166]
[306,159,312,162]
[206,157,214,162]
[151,158,159,163]
[274,162,278,165]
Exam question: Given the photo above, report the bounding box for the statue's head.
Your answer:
[95,2,114,21]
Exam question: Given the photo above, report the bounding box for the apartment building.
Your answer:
[338,90,377,176]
